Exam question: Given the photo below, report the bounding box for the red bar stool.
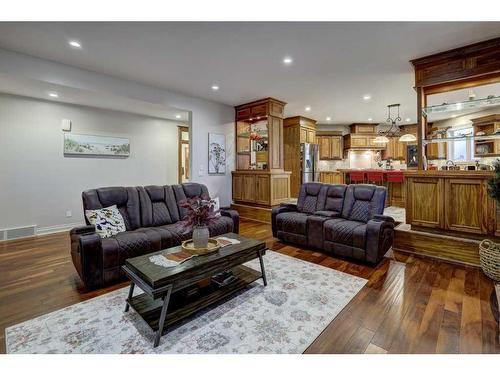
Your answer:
[366,171,385,186]
[349,171,365,184]
[385,171,405,208]
[386,171,404,184]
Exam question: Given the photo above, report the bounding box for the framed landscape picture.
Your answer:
[64,133,130,157]
[208,133,226,174]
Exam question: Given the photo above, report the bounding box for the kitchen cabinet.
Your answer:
[317,135,343,160]
[319,172,344,184]
[233,98,291,208]
[426,142,447,160]
[344,134,385,150]
[383,138,407,160]
[232,171,291,206]
[405,170,496,235]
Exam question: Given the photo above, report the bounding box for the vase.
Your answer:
[192,225,209,248]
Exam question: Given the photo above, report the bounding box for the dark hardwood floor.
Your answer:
[0,219,498,354]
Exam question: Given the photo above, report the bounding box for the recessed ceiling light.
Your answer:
[368,117,373,121]
[363,95,371,101]
[405,118,411,122]
[211,85,219,91]
[48,92,59,98]
[305,106,311,112]
[283,56,293,65]
[175,114,181,119]
[68,40,82,48]
[326,117,331,121]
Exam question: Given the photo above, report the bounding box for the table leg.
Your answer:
[258,249,267,286]
[124,281,135,312]
[154,286,172,348]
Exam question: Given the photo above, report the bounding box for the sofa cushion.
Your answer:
[324,218,367,248]
[276,212,309,235]
[323,184,347,212]
[341,185,386,223]
[297,182,324,214]
[208,216,234,236]
[173,183,210,219]
[138,185,180,227]
[82,187,141,230]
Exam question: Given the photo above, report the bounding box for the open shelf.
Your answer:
[424,134,500,143]
[423,95,500,117]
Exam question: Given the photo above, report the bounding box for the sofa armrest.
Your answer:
[372,214,395,223]
[271,203,298,237]
[365,218,395,264]
[70,225,96,236]
[314,210,341,218]
[70,225,104,289]
[220,208,240,234]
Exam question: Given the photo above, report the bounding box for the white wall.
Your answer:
[0,48,235,208]
[0,93,181,232]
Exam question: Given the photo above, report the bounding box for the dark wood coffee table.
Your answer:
[122,232,267,347]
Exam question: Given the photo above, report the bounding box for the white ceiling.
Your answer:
[0,73,190,121]
[0,22,499,124]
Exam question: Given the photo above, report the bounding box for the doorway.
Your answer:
[178,126,190,183]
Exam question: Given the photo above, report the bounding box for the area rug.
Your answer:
[6,251,366,354]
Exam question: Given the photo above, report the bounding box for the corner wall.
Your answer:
[0,93,181,232]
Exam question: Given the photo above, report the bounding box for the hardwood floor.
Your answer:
[0,219,498,354]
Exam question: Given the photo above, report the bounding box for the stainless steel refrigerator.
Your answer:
[300,143,320,184]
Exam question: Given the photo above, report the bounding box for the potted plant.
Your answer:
[483,159,500,281]
[179,195,219,248]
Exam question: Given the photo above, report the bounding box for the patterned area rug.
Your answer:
[6,251,366,354]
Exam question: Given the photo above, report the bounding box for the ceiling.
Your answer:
[0,73,190,121]
[0,22,499,124]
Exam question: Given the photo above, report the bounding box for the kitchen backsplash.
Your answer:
[318,150,408,171]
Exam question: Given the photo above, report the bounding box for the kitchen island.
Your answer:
[403,170,496,236]
[338,169,407,207]
[394,170,496,266]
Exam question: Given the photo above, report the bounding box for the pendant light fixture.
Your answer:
[373,103,416,143]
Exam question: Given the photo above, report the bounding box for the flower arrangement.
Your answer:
[179,195,219,229]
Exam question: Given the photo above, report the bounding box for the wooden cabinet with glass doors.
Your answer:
[232,98,291,207]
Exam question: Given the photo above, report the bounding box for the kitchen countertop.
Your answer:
[403,170,494,178]
[337,169,407,174]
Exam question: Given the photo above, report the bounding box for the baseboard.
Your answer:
[36,222,84,236]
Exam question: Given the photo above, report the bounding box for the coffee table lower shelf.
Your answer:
[127,265,261,333]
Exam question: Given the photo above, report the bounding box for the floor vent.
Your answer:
[1,225,37,241]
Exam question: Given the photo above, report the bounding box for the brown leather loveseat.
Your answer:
[70,183,239,289]
[272,182,394,264]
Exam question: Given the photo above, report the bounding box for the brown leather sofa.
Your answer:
[272,182,394,264]
[70,183,239,289]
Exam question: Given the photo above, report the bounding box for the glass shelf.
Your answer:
[423,95,500,116]
[424,134,500,143]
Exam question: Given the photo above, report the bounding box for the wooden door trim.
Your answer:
[178,126,189,184]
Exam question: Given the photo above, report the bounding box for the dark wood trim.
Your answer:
[177,126,189,184]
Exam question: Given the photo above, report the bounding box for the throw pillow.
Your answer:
[211,197,221,217]
[85,205,126,238]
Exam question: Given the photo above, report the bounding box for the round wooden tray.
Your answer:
[181,238,220,255]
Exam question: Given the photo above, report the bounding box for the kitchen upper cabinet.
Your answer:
[306,129,316,144]
[427,142,447,160]
[344,134,385,150]
[317,135,343,160]
[383,138,407,160]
